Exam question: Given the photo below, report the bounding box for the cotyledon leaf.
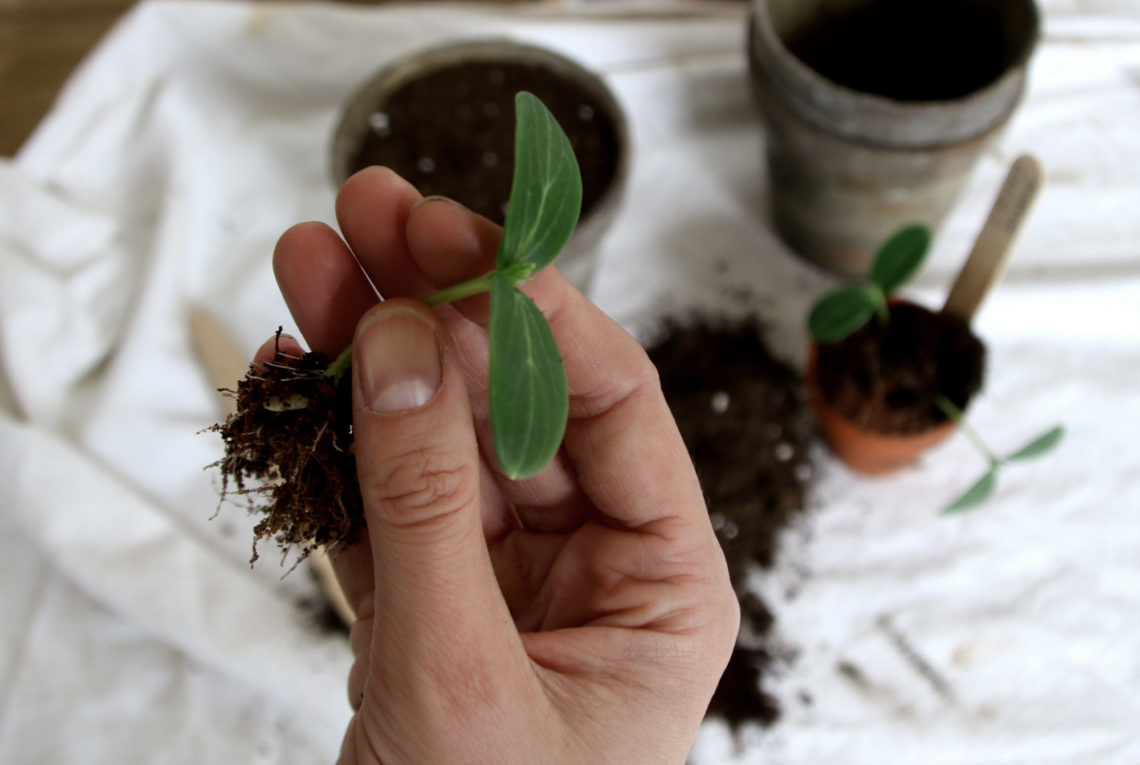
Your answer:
[1004,425,1065,463]
[870,224,932,295]
[807,287,879,344]
[941,469,999,515]
[488,272,569,480]
[496,91,583,276]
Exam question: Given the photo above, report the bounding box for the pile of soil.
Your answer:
[210,334,361,563]
[645,319,816,730]
[346,60,621,225]
[815,302,986,434]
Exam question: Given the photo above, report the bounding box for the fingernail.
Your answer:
[410,194,461,212]
[356,307,441,413]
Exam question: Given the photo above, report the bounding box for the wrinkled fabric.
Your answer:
[1,1,1137,762]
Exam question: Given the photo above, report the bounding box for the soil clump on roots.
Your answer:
[210,333,361,563]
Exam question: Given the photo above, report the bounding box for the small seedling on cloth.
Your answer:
[935,396,1064,514]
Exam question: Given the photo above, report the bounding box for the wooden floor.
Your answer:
[0,0,132,155]
[0,0,433,156]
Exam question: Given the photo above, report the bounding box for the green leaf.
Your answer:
[488,272,569,480]
[941,469,998,515]
[497,91,583,276]
[808,287,878,343]
[870,224,932,294]
[1004,425,1065,463]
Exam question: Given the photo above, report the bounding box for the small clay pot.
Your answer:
[330,39,630,294]
[806,344,956,475]
[805,300,984,475]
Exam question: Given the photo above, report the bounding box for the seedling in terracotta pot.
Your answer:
[805,223,983,477]
[212,91,581,560]
[806,216,1063,511]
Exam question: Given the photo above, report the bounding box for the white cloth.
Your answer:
[1,1,1137,762]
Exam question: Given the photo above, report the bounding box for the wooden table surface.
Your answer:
[0,0,431,157]
[0,0,133,155]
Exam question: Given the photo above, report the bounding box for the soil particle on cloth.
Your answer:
[815,302,986,435]
[645,318,816,730]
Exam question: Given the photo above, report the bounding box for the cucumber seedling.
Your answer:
[326,91,579,480]
[808,224,1063,514]
[212,92,580,560]
[934,397,1064,514]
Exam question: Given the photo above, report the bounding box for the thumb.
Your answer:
[350,299,515,659]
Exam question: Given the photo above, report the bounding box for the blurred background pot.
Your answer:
[748,0,1039,275]
[805,300,985,475]
[806,346,957,475]
[331,39,630,294]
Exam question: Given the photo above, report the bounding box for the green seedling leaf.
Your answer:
[1005,425,1065,463]
[808,287,879,343]
[942,468,998,515]
[497,91,583,277]
[870,224,932,294]
[488,273,569,480]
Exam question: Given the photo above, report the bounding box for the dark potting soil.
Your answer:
[646,319,816,730]
[815,302,986,435]
[784,0,1014,102]
[347,60,620,225]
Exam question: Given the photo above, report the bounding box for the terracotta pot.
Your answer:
[805,343,956,475]
[747,0,1040,275]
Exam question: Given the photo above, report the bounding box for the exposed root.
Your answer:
[208,344,363,564]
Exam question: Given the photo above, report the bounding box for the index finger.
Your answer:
[541,274,708,531]
[403,199,707,531]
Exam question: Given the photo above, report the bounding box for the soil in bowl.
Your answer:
[645,318,817,730]
[346,60,621,226]
[815,302,986,434]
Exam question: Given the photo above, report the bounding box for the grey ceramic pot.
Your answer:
[748,0,1039,275]
[330,39,630,295]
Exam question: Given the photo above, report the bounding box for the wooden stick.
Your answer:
[942,155,1045,324]
[189,309,248,416]
[190,308,355,627]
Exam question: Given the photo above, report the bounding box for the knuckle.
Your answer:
[720,589,742,655]
[362,447,477,526]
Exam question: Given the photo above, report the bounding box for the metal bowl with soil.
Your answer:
[331,39,629,292]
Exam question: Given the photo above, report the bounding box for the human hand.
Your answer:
[265,167,738,764]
